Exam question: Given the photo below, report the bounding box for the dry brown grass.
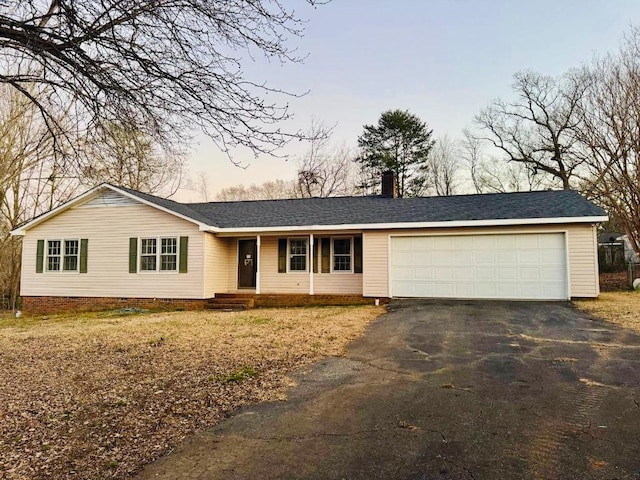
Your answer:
[574,291,640,333]
[0,306,384,480]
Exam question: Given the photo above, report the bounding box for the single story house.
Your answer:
[11,174,608,313]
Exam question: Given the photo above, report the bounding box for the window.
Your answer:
[160,237,177,271]
[37,238,87,274]
[140,238,157,271]
[332,238,352,272]
[47,240,61,271]
[288,238,308,272]
[139,237,179,272]
[63,240,79,271]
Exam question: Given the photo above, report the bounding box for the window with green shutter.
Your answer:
[37,238,88,273]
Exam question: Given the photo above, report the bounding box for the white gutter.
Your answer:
[207,215,609,235]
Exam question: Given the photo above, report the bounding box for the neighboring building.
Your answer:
[11,174,608,313]
[598,231,626,270]
[598,231,639,268]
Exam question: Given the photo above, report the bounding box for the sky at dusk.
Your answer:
[183,0,640,200]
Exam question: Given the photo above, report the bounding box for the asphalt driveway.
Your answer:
[136,300,640,480]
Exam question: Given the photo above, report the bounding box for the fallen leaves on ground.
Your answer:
[0,305,384,480]
[574,292,640,333]
[599,272,630,292]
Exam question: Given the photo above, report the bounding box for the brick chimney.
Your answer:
[381,170,397,198]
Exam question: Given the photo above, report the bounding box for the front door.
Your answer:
[237,239,257,289]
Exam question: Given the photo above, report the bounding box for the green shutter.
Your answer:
[36,239,44,273]
[313,239,319,273]
[179,236,189,273]
[354,236,362,274]
[278,239,287,273]
[80,239,88,273]
[129,238,137,273]
[321,238,330,273]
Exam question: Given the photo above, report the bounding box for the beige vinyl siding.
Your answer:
[258,236,309,294]
[203,234,233,297]
[568,223,600,297]
[362,232,389,297]
[21,204,205,298]
[363,223,599,298]
[314,274,363,295]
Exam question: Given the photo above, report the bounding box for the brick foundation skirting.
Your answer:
[21,296,207,315]
[21,294,387,315]
[213,293,388,308]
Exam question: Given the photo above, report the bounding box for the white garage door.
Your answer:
[390,233,567,300]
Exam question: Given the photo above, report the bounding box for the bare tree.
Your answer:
[578,27,640,256]
[0,85,79,309]
[460,129,485,194]
[460,129,549,193]
[475,70,589,189]
[215,179,296,201]
[193,171,213,202]
[0,0,327,164]
[429,135,460,196]
[82,121,184,196]
[296,122,356,198]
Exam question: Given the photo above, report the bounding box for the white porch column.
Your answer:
[256,235,261,294]
[309,234,314,295]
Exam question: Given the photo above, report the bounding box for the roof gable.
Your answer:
[76,189,140,208]
[11,184,209,236]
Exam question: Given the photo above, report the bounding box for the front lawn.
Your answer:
[0,306,384,480]
[574,291,640,333]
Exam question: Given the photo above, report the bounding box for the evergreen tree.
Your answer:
[356,109,435,197]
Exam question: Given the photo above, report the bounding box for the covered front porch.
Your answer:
[204,232,364,298]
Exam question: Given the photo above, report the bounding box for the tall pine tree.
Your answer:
[356,109,435,197]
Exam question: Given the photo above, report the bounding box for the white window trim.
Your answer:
[138,236,179,274]
[287,236,309,273]
[330,236,354,274]
[44,238,80,274]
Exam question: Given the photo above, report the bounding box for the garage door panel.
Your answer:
[414,267,433,280]
[392,251,414,266]
[454,267,474,280]
[390,233,567,300]
[433,267,453,280]
[432,250,453,264]
[391,266,413,280]
[454,251,474,264]
[497,268,518,280]
[413,252,431,264]
[496,251,518,264]
[478,253,497,264]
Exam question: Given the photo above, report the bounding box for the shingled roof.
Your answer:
[119,187,607,230]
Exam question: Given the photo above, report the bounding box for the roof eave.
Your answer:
[206,215,609,235]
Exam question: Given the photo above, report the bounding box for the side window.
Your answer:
[332,238,352,272]
[140,238,157,271]
[63,240,79,271]
[288,238,308,272]
[47,240,61,271]
[37,239,88,274]
[160,237,178,271]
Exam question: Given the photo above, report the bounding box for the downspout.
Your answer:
[309,234,314,295]
[256,235,261,294]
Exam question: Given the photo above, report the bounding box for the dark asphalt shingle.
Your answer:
[118,187,607,229]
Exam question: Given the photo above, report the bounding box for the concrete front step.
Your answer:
[205,297,254,310]
[205,302,250,311]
